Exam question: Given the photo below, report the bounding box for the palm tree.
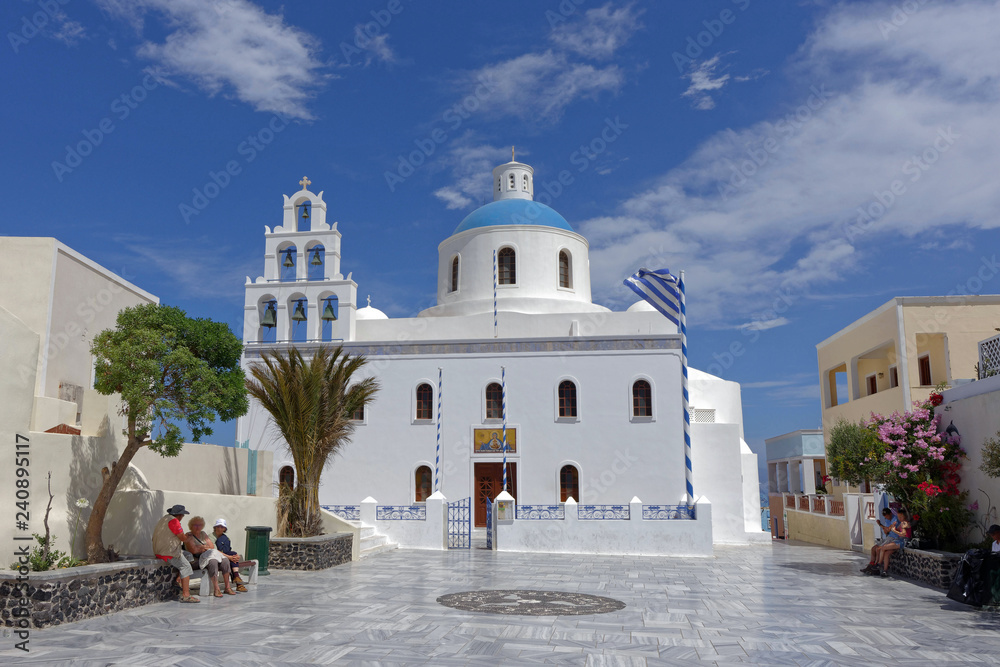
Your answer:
[246,346,379,536]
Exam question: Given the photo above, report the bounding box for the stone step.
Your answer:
[359,526,376,539]
[359,542,398,558]
[360,533,389,549]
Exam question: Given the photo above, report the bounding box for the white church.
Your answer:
[236,159,766,552]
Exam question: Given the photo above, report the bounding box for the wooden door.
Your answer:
[474,462,517,527]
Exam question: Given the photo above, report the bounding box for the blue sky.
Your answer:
[4,0,1000,490]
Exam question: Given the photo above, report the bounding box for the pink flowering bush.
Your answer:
[862,395,972,549]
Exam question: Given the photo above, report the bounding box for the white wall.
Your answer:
[496,497,714,557]
[941,376,1000,538]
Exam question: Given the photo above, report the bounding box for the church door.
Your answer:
[474,462,517,527]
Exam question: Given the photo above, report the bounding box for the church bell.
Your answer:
[291,301,308,322]
[283,249,295,268]
[321,300,337,321]
[260,303,277,328]
[310,248,323,265]
[301,204,310,219]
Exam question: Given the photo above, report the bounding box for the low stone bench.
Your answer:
[1,559,174,629]
[270,532,352,570]
[888,547,962,588]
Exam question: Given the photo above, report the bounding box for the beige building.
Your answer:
[0,237,282,561]
[777,296,1000,552]
[817,296,1000,429]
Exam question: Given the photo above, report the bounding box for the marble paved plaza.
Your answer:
[3,541,999,665]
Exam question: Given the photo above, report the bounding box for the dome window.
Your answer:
[508,173,515,190]
[522,174,529,191]
[558,250,572,288]
[450,256,459,293]
[498,247,516,285]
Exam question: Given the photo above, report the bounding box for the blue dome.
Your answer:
[453,199,574,235]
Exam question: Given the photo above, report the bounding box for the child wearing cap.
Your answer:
[212,518,248,592]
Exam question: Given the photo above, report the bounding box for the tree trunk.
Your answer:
[84,437,144,563]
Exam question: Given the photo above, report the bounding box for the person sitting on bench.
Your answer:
[186,516,237,597]
[212,518,247,592]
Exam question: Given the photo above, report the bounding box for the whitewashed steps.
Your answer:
[358,524,397,559]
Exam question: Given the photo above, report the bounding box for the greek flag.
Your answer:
[623,268,693,505]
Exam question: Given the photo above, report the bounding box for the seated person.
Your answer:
[874,508,910,577]
[990,524,1000,553]
[862,507,899,574]
[186,516,237,597]
[152,504,199,603]
[212,518,247,592]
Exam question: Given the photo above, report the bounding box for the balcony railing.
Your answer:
[785,495,795,508]
[798,496,810,511]
[812,496,826,513]
[980,333,1000,379]
[829,500,845,516]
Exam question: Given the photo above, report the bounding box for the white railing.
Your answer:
[980,333,1000,379]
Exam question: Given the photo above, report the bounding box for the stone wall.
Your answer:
[888,547,962,588]
[0,559,175,629]
[270,532,352,570]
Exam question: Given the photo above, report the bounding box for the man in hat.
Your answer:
[153,504,201,602]
[212,518,247,592]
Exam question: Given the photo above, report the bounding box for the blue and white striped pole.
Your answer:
[678,271,692,505]
[501,365,508,492]
[493,249,498,338]
[434,366,442,493]
[623,267,692,505]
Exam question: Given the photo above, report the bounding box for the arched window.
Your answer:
[297,201,311,232]
[498,247,516,285]
[486,382,503,420]
[279,466,294,489]
[558,250,571,288]
[508,173,515,189]
[450,256,459,293]
[320,295,338,342]
[258,298,277,344]
[522,174,529,191]
[415,465,433,502]
[289,298,308,343]
[280,245,297,282]
[416,383,434,420]
[497,177,502,192]
[632,380,652,417]
[560,465,579,502]
[307,244,325,281]
[558,380,577,418]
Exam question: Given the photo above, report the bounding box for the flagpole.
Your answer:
[435,366,442,493]
[493,249,498,339]
[679,270,693,506]
[501,365,508,493]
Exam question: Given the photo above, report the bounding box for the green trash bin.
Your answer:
[245,525,272,576]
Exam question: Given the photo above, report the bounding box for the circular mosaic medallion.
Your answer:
[436,589,625,616]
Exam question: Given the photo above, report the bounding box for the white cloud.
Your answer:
[550,2,643,60]
[96,0,325,120]
[583,0,1000,326]
[365,33,396,64]
[432,139,511,210]
[468,51,623,123]
[52,17,86,46]
[740,317,791,331]
[680,53,764,110]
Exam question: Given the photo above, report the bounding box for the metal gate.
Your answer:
[448,497,471,549]
[485,500,493,550]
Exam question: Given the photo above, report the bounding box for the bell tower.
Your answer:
[242,178,358,346]
[492,148,534,202]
